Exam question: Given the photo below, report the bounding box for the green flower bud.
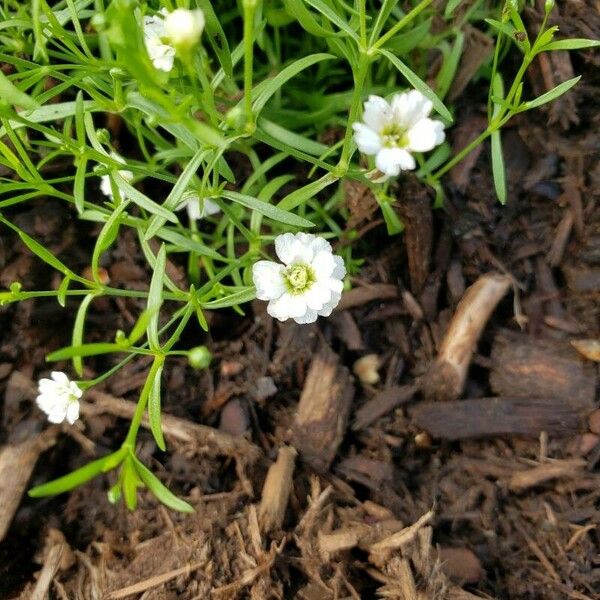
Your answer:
[188,345,212,369]
[224,105,245,130]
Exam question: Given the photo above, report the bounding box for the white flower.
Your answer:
[143,9,176,72]
[164,8,205,49]
[36,371,83,425]
[180,194,221,221]
[99,153,133,199]
[352,90,445,178]
[252,233,346,324]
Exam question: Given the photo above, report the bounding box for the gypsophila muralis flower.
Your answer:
[352,90,445,178]
[180,194,221,221]
[36,371,83,425]
[100,152,133,199]
[143,8,176,72]
[164,8,205,50]
[252,233,346,324]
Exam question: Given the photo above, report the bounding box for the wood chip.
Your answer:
[411,397,582,440]
[258,446,297,534]
[490,331,597,409]
[291,348,354,471]
[368,510,434,562]
[336,284,398,311]
[85,391,260,461]
[0,427,59,542]
[352,384,417,431]
[29,543,67,600]
[509,459,586,493]
[397,179,433,295]
[421,272,511,401]
[571,339,600,362]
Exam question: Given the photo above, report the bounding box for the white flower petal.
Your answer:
[47,408,68,424]
[318,291,342,317]
[332,255,346,280]
[311,250,336,280]
[375,147,416,176]
[303,282,333,311]
[406,118,445,153]
[252,261,286,301]
[66,401,80,425]
[363,95,391,131]
[294,309,319,324]
[275,233,314,265]
[164,8,205,48]
[267,293,308,321]
[391,90,432,128]
[51,371,69,385]
[352,123,382,155]
[35,372,82,425]
[143,11,176,72]
[100,175,113,198]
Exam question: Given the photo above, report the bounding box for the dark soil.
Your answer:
[1,4,599,600]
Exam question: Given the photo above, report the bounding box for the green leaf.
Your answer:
[0,216,76,278]
[445,0,464,17]
[157,228,225,261]
[201,287,256,309]
[47,342,126,361]
[147,363,166,451]
[378,49,453,122]
[144,147,209,240]
[72,294,96,376]
[0,70,39,111]
[91,200,130,283]
[121,455,142,510]
[484,18,515,38]
[194,0,232,78]
[73,157,88,214]
[57,276,71,308]
[302,0,359,40]
[222,191,315,228]
[114,174,179,224]
[491,130,506,204]
[276,172,338,211]
[258,118,328,157]
[382,18,432,54]
[127,308,155,345]
[282,0,340,37]
[251,53,334,117]
[132,456,194,513]
[542,38,600,52]
[519,75,581,111]
[29,448,126,497]
[147,244,166,351]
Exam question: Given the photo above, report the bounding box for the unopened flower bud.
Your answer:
[188,345,212,369]
[164,8,205,50]
[225,105,245,130]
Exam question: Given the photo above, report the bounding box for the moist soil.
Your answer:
[1,5,599,600]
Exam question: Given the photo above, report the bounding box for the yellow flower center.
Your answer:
[283,263,315,295]
[381,123,409,148]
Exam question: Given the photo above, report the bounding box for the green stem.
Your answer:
[124,355,164,447]
[359,0,367,47]
[371,0,434,52]
[339,52,370,170]
[242,0,258,132]
[432,128,492,180]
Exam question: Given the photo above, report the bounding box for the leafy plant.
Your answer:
[0,0,596,511]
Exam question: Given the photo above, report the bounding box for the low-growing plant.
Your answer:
[0,0,596,511]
